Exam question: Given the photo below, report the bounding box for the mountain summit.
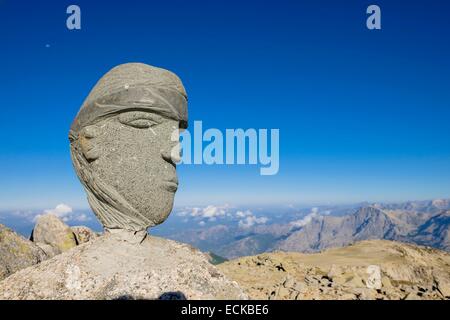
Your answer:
[277,206,399,252]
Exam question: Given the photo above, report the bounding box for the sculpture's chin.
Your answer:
[144,190,175,227]
[150,211,171,227]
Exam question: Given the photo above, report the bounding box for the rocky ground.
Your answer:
[1,214,449,300]
[0,214,246,300]
[218,240,450,300]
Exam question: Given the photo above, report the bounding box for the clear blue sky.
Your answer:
[0,0,449,209]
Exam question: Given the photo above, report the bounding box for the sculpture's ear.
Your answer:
[79,125,101,162]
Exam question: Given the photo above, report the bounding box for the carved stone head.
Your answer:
[69,63,188,233]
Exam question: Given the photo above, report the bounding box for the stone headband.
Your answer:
[69,63,188,141]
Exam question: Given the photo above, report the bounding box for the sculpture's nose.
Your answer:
[161,127,182,165]
[161,144,181,165]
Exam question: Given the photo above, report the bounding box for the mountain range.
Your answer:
[162,199,450,259]
[1,199,449,259]
[277,206,450,253]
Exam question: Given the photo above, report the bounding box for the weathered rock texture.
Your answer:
[71,226,99,245]
[34,243,60,259]
[0,224,47,281]
[31,214,77,254]
[0,233,247,300]
[218,240,450,300]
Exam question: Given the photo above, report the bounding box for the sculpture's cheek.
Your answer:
[88,119,178,227]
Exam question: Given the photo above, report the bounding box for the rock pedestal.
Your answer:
[0,232,247,300]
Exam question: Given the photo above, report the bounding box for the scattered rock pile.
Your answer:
[218,240,450,300]
[0,214,98,279]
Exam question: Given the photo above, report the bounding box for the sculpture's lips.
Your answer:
[163,180,178,192]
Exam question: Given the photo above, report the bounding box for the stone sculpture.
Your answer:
[69,63,188,241]
[0,63,248,300]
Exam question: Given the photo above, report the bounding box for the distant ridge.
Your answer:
[408,211,450,251]
[276,206,400,252]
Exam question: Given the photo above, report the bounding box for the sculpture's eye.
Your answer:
[125,118,158,129]
[119,112,162,129]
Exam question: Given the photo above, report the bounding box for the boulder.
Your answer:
[0,232,247,300]
[35,243,60,259]
[31,214,77,253]
[71,226,99,245]
[0,224,47,280]
[433,270,450,298]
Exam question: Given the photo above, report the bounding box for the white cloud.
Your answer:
[290,207,320,228]
[34,203,73,222]
[174,205,268,228]
[45,203,73,217]
[177,204,231,220]
[236,210,252,218]
[8,209,36,221]
[190,207,201,216]
[177,211,189,217]
[74,213,90,222]
[203,205,226,218]
[238,210,268,229]
[34,204,91,223]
